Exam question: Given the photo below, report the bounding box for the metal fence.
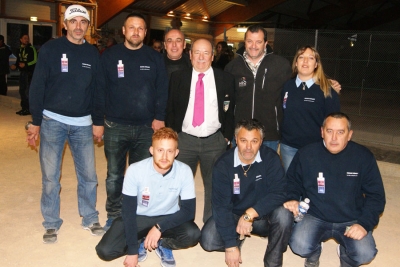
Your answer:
[272,29,400,145]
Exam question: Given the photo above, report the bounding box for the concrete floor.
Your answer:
[0,95,399,267]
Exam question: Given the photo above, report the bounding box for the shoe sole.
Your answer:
[155,249,165,267]
[155,248,175,267]
[138,253,148,262]
[82,226,105,236]
[43,230,59,244]
[43,238,57,244]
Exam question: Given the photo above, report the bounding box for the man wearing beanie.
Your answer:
[27,4,104,244]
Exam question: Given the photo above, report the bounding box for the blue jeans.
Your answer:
[263,140,279,152]
[104,120,153,219]
[289,215,377,267]
[40,116,99,230]
[279,143,298,173]
[200,206,293,267]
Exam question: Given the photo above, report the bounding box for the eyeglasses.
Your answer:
[153,46,162,49]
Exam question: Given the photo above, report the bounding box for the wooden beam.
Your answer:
[211,0,287,36]
[160,0,190,14]
[97,0,138,27]
[200,0,211,19]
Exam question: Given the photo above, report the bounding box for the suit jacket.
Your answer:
[166,67,236,139]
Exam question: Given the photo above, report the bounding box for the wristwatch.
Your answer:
[25,121,33,130]
[243,213,253,223]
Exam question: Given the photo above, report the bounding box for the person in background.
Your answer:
[212,41,231,70]
[100,37,117,54]
[152,40,163,53]
[0,34,12,95]
[280,45,340,172]
[11,33,37,116]
[284,112,385,267]
[27,4,104,244]
[96,127,201,267]
[163,29,191,79]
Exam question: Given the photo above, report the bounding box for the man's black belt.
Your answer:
[185,130,220,139]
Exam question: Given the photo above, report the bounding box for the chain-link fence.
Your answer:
[273,29,400,145]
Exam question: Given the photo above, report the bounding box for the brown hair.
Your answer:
[292,46,332,98]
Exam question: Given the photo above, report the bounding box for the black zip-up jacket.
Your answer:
[15,43,37,73]
[225,49,291,141]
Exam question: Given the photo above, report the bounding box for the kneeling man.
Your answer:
[96,127,201,267]
[200,119,292,267]
[284,112,386,267]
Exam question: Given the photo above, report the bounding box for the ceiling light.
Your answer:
[237,26,247,33]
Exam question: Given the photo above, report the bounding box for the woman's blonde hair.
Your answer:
[291,46,332,98]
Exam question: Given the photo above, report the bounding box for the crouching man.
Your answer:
[200,119,293,267]
[96,127,201,267]
[284,112,386,267]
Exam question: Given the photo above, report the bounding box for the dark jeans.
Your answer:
[289,214,377,267]
[96,216,201,261]
[104,120,153,219]
[19,71,32,110]
[177,131,227,223]
[200,206,293,267]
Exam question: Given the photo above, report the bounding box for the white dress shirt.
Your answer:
[182,67,221,137]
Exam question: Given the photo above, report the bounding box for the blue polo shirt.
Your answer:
[122,157,195,216]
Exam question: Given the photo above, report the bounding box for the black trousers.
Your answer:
[0,74,7,95]
[96,216,201,261]
[200,206,293,267]
[18,71,32,110]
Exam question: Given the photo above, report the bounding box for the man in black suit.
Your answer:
[166,38,235,223]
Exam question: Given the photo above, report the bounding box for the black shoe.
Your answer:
[19,109,31,116]
[83,222,105,236]
[43,229,58,244]
[16,109,24,115]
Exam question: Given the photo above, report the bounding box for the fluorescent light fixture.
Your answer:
[237,26,247,33]
[30,16,38,21]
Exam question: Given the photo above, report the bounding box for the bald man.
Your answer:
[163,29,191,78]
[166,38,236,223]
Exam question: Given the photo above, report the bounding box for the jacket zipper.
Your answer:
[261,68,267,89]
[252,73,256,118]
[239,54,258,119]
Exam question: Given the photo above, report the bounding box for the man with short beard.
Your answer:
[93,12,168,232]
[96,127,200,267]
